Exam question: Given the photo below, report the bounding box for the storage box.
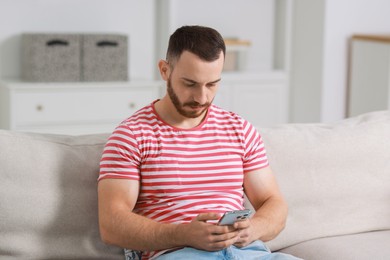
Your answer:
[81,34,128,81]
[21,34,81,82]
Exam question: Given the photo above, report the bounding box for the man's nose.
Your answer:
[193,86,208,104]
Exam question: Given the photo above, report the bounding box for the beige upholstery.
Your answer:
[258,111,390,251]
[0,132,121,259]
[279,230,390,259]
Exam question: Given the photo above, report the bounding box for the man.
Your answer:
[98,25,300,260]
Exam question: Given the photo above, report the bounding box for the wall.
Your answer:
[0,0,156,80]
[290,0,390,123]
[167,0,275,72]
[289,0,325,123]
[322,0,390,122]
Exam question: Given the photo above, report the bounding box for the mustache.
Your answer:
[183,102,210,107]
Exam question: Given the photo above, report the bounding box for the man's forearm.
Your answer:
[99,208,185,251]
[250,196,288,242]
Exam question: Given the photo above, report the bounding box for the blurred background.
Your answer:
[0,0,389,134]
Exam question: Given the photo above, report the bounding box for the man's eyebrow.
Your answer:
[209,78,222,84]
[181,77,221,84]
[181,77,197,84]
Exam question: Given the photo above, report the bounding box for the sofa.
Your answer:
[0,110,389,259]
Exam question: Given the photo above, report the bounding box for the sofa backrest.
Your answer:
[0,131,123,259]
[258,110,390,251]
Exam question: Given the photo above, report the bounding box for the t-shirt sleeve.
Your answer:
[242,120,269,173]
[98,124,141,181]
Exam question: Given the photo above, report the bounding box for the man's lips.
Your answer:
[185,103,208,108]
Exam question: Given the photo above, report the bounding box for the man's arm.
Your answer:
[236,166,288,245]
[98,179,241,252]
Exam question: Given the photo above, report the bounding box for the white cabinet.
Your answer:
[348,35,390,117]
[0,81,163,135]
[0,77,286,134]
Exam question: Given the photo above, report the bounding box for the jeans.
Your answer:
[156,240,301,260]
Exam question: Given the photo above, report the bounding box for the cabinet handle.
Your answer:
[129,102,136,109]
[36,105,44,111]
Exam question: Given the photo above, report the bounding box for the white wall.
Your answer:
[322,0,390,122]
[289,0,325,123]
[291,0,390,123]
[0,0,156,80]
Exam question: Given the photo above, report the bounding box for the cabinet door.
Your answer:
[8,84,160,135]
[12,88,155,125]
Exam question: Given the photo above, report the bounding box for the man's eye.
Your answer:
[184,82,196,87]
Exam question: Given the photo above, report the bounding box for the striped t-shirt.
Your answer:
[99,100,269,259]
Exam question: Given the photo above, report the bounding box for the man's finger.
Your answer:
[196,212,221,222]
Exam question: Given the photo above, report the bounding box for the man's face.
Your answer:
[166,51,224,119]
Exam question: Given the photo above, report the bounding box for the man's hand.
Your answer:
[179,213,241,251]
[232,218,253,247]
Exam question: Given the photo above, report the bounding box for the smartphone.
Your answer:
[218,209,252,225]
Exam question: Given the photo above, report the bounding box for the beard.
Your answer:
[167,77,212,119]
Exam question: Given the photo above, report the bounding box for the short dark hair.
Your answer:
[166,25,226,66]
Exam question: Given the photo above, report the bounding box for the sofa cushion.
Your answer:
[0,130,123,259]
[278,230,390,260]
[258,111,390,251]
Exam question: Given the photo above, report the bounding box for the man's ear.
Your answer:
[158,60,170,81]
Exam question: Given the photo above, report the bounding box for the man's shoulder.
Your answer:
[125,103,154,121]
[209,104,246,124]
[118,103,157,131]
[209,105,257,134]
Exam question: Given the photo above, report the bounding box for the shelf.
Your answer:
[0,80,163,135]
[0,1,293,134]
[352,34,390,43]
